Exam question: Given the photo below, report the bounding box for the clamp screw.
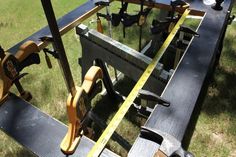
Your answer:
[212,0,224,11]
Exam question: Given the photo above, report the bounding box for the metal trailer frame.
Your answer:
[0,0,234,156]
[128,0,234,156]
[77,26,167,95]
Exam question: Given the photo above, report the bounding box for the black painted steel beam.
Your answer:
[7,0,102,54]
[0,94,119,157]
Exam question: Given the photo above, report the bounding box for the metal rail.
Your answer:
[118,0,205,16]
[7,1,103,54]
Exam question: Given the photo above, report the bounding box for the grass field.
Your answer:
[0,0,236,157]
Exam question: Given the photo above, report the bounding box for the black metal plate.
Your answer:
[0,94,118,157]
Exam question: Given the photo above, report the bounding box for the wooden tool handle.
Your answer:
[82,66,103,94]
[15,41,39,62]
[61,66,103,155]
[154,150,167,157]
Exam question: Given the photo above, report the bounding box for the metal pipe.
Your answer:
[41,0,76,97]
[138,0,144,52]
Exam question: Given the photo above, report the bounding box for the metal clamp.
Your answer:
[93,0,110,6]
[138,89,170,107]
[175,25,199,55]
[179,25,199,37]
[170,0,189,9]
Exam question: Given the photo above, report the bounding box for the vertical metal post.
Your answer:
[138,0,144,52]
[104,3,119,81]
[105,6,112,38]
[174,31,184,69]
[95,59,117,98]
[41,0,76,97]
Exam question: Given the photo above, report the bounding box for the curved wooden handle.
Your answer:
[15,40,39,62]
[61,66,103,155]
[154,150,167,157]
[82,66,103,94]
[0,41,39,103]
[60,87,84,155]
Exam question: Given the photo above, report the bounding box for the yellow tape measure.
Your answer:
[87,9,190,157]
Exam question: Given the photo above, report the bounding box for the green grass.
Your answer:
[0,1,236,157]
[0,1,84,156]
[188,21,236,157]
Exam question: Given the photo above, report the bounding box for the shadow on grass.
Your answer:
[90,76,149,156]
[201,66,236,136]
[184,24,236,149]
[202,67,236,115]
[202,26,236,116]
[224,35,236,55]
[92,76,138,140]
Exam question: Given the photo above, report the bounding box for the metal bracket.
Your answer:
[151,20,170,35]
[93,0,110,6]
[138,89,170,107]
[179,25,200,37]
[97,12,111,21]
[43,48,59,59]
[228,15,235,25]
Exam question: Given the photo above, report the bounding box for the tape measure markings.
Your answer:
[87,9,190,157]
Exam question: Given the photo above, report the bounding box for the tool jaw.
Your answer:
[82,66,103,94]
[15,41,40,62]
